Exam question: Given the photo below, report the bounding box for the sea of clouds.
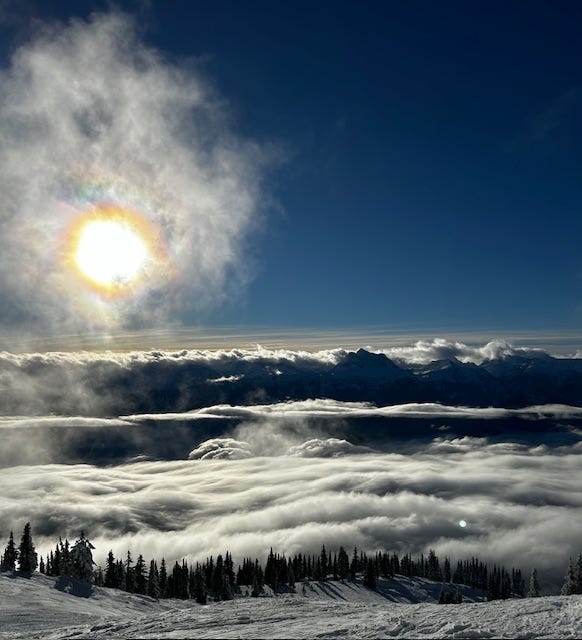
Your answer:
[3,439,581,591]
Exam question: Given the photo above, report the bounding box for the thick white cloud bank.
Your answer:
[0,11,266,332]
[3,440,582,590]
[1,339,581,417]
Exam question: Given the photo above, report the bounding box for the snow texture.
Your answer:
[1,571,581,639]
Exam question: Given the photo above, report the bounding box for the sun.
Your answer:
[65,204,164,299]
[75,219,147,287]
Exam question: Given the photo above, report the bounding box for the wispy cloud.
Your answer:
[0,10,268,333]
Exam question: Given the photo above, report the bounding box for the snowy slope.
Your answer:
[2,571,581,639]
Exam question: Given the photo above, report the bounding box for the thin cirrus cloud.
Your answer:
[2,442,582,590]
[0,10,268,332]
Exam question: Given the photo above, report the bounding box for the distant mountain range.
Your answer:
[1,347,582,416]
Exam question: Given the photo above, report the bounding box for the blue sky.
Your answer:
[1,0,581,336]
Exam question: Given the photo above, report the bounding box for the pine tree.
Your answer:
[561,559,579,595]
[337,546,349,580]
[193,565,207,604]
[527,568,540,597]
[134,554,147,595]
[288,559,295,593]
[18,522,37,572]
[224,552,235,591]
[159,558,168,597]
[104,551,117,588]
[444,557,451,583]
[71,531,95,583]
[125,550,136,593]
[350,547,358,580]
[59,539,71,576]
[2,532,18,570]
[251,571,260,597]
[320,545,328,581]
[147,560,160,599]
[94,566,104,586]
[363,558,377,590]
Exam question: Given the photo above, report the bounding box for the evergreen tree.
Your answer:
[193,565,207,604]
[320,545,328,580]
[288,559,295,593]
[2,532,18,570]
[561,559,579,595]
[159,558,168,597]
[71,531,95,583]
[251,571,260,597]
[18,522,37,572]
[443,557,451,583]
[104,551,117,588]
[52,545,61,576]
[125,550,136,593]
[94,567,104,586]
[134,554,147,595]
[527,568,540,597]
[350,547,358,580]
[115,559,126,589]
[426,549,442,581]
[337,546,349,580]
[147,560,160,599]
[212,554,231,601]
[59,539,72,576]
[224,552,236,591]
[363,558,377,590]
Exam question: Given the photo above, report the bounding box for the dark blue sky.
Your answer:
[2,0,582,334]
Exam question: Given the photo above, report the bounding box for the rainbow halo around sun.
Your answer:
[65,204,168,300]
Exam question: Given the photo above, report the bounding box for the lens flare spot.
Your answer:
[459,519,467,528]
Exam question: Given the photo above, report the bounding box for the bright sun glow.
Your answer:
[75,220,147,286]
[65,204,165,299]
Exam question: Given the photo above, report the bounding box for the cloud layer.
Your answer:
[0,341,581,417]
[3,441,581,590]
[0,11,266,332]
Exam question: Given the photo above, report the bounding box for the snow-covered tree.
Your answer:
[18,522,37,572]
[527,568,540,597]
[71,531,95,583]
[561,558,582,595]
[59,538,72,576]
[2,531,18,570]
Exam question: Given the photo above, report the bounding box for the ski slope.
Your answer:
[1,571,581,639]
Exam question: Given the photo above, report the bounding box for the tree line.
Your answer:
[3,522,581,603]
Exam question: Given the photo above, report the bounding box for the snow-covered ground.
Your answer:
[1,571,581,639]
